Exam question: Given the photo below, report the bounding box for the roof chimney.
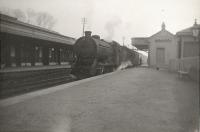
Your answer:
[85,31,92,37]
[162,22,166,30]
[193,19,197,26]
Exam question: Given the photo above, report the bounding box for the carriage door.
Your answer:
[156,48,165,67]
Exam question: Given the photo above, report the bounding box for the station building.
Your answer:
[0,13,76,69]
[0,14,77,97]
[131,20,199,81]
[171,20,200,81]
[148,23,178,69]
[132,22,178,69]
[176,20,200,59]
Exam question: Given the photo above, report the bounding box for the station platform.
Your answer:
[0,67,199,132]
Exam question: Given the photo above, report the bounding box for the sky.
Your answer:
[0,0,200,45]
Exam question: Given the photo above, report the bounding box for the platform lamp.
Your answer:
[192,19,200,56]
[192,19,200,41]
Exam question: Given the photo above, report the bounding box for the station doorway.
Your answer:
[156,48,165,68]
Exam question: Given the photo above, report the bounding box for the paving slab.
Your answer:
[0,67,199,132]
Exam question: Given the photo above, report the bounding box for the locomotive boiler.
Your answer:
[72,31,140,78]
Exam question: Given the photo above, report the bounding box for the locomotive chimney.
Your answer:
[85,31,92,37]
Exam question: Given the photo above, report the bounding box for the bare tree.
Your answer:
[26,8,37,24]
[0,7,56,30]
[36,12,56,30]
[0,7,12,16]
[13,9,26,22]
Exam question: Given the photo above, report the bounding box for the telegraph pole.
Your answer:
[82,17,87,36]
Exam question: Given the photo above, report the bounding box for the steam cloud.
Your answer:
[104,16,122,41]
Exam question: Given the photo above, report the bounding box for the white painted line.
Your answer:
[0,72,116,107]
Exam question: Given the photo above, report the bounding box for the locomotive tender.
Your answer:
[72,31,140,78]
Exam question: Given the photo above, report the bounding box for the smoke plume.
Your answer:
[104,16,122,41]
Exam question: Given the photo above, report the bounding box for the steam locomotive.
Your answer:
[72,31,140,78]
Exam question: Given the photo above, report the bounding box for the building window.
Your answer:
[49,47,58,65]
[35,46,43,66]
[10,45,16,67]
[0,43,6,69]
[60,48,74,65]
[60,48,66,64]
[21,44,31,66]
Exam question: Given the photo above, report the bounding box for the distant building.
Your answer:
[131,37,149,51]
[148,22,178,69]
[176,20,200,58]
[131,23,178,69]
[131,20,199,80]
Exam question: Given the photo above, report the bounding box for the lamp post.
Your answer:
[192,27,199,39]
[192,19,199,39]
[192,19,200,41]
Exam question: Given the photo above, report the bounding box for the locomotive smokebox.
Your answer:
[85,31,92,37]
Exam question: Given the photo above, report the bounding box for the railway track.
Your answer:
[0,68,76,99]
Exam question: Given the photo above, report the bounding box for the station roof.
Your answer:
[131,37,149,46]
[0,14,76,45]
[176,23,200,36]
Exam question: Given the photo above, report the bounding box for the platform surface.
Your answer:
[0,67,199,132]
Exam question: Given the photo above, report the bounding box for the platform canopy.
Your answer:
[0,14,76,45]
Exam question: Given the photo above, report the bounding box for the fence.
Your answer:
[169,57,199,81]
